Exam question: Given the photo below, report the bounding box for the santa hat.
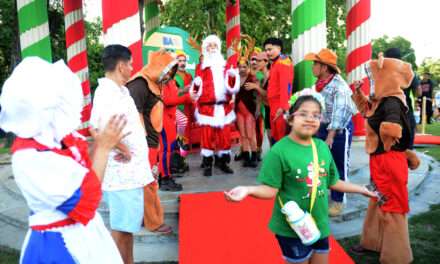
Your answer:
[202,35,221,54]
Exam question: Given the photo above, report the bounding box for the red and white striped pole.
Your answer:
[226,0,240,65]
[346,0,372,136]
[64,0,91,136]
[102,0,143,74]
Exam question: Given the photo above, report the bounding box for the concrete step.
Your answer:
[0,147,435,263]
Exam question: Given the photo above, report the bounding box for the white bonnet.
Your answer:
[0,57,83,148]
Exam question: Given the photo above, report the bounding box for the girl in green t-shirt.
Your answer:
[225,95,375,264]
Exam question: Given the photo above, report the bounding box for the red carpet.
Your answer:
[179,192,354,264]
[414,135,440,145]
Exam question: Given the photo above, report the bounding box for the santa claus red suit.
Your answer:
[190,35,240,176]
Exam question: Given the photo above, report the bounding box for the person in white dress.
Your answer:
[0,57,127,263]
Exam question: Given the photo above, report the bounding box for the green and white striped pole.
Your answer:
[291,0,326,91]
[144,0,160,41]
[17,0,52,61]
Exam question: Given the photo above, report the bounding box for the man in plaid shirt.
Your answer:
[305,48,357,216]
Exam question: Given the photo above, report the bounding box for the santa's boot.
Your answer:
[218,154,234,174]
[249,151,258,168]
[242,151,250,167]
[202,156,213,177]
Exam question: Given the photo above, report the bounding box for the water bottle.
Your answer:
[281,201,321,245]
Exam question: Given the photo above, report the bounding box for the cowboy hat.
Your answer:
[304,48,341,74]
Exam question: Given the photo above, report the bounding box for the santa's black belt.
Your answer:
[199,101,227,106]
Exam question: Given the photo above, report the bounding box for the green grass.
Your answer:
[0,246,19,264]
[417,123,440,161]
[339,204,440,264]
[340,122,440,263]
[424,122,440,136]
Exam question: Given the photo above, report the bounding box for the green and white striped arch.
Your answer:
[17,0,52,61]
[291,0,326,91]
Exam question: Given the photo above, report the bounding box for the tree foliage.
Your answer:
[161,0,345,59]
[0,0,103,90]
[372,35,417,69]
[418,58,440,85]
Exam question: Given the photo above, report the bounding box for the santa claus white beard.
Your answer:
[202,50,226,69]
[201,51,227,102]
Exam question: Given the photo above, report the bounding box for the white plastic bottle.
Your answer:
[281,201,321,245]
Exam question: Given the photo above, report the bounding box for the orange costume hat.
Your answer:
[131,49,178,95]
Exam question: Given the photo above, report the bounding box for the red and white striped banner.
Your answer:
[102,0,143,74]
[346,0,371,136]
[226,0,240,65]
[64,0,91,136]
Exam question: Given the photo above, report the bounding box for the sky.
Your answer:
[83,0,440,64]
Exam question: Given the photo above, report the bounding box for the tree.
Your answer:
[372,35,417,69]
[418,58,440,85]
[85,18,104,90]
[0,0,20,87]
[161,0,345,57]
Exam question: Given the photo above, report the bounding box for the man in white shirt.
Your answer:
[90,45,154,264]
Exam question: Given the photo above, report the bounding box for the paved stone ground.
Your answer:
[0,141,436,263]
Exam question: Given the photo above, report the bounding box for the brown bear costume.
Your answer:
[352,53,420,264]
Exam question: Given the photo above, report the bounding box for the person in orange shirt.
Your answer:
[263,38,294,145]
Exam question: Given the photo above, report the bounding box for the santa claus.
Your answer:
[190,34,240,176]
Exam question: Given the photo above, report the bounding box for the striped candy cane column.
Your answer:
[17,0,52,61]
[346,0,371,136]
[102,0,143,74]
[226,0,240,64]
[291,0,326,91]
[64,0,92,136]
[144,0,161,41]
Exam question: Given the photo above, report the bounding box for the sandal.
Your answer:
[152,224,173,234]
[350,244,375,255]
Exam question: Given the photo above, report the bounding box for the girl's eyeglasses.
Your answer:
[292,112,322,121]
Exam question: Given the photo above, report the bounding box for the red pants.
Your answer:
[370,151,409,214]
[269,107,287,144]
[200,125,231,157]
[159,119,177,178]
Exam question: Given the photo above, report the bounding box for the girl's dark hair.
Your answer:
[288,95,322,116]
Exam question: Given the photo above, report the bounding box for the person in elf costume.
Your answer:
[191,34,240,177]
[0,57,126,263]
[350,53,421,264]
[235,36,259,167]
[126,50,179,235]
[174,50,194,160]
[263,37,294,145]
[159,77,193,183]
